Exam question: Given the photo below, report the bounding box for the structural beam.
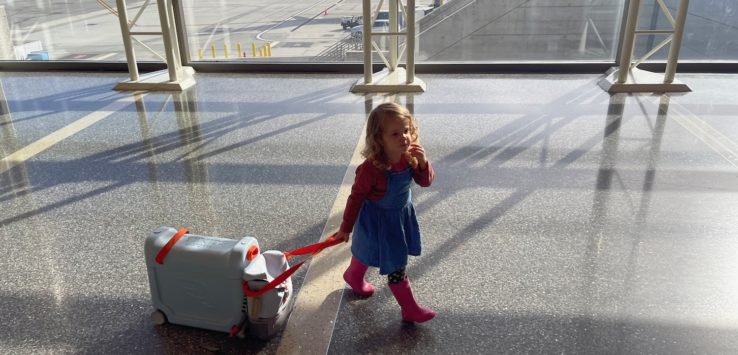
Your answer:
[351,0,426,93]
[114,0,195,91]
[599,0,691,93]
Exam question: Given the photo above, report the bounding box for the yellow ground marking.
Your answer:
[0,94,142,175]
[276,123,367,355]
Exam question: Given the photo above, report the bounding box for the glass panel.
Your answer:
[634,0,738,61]
[181,0,365,62]
[181,0,627,63]
[1,0,736,64]
[0,1,168,62]
[417,0,626,62]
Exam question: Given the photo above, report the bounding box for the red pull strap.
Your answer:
[244,260,305,298]
[244,233,342,297]
[155,228,189,264]
[283,233,342,260]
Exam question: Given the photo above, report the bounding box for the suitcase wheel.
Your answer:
[151,310,167,325]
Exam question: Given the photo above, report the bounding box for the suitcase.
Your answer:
[145,226,341,339]
[145,227,260,335]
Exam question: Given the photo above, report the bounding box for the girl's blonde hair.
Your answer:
[362,102,420,170]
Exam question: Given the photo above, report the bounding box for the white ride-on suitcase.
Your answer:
[144,227,296,340]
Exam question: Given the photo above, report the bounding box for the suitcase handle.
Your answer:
[243,233,342,298]
[154,228,189,264]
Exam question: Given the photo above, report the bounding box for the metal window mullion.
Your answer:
[617,0,641,83]
[116,0,139,81]
[664,0,689,82]
[614,0,631,67]
[165,0,182,74]
[362,0,372,83]
[172,0,191,66]
[406,0,415,83]
[389,0,398,70]
[156,0,178,82]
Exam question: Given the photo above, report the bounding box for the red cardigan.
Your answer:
[340,156,434,233]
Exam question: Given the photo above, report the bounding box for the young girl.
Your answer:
[336,102,435,323]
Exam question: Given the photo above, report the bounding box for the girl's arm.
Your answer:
[409,143,434,187]
[337,161,377,241]
[412,161,434,187]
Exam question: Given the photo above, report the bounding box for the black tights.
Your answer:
[387,267,406,284]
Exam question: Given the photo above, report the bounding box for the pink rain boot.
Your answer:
[388,277,436,323]
[343,256,375,297]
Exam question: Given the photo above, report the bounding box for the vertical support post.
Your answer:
[171,0,191,66]
[389,0,398,71]
[616,0,640,84]
[116,0,139,81]
[156,0,178,82]
[406,0,415,84]
[114,0,195,91]
[350,0,425,92]
[362,0,372,84]
[664,0,689,83]
[599,0,690,93]
[165,0,182,74]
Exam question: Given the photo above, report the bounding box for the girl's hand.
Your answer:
[409,143,428,170]
[336,230,350,243]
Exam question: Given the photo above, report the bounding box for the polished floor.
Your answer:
[1,71,737,354]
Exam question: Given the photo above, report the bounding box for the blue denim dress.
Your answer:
[351,167,422,275]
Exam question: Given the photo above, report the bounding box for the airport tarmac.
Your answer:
[2,1,737,63]
[2,0,366,61]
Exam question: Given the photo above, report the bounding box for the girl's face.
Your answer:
[380,118,411,161]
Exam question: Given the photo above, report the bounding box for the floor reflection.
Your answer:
[130,88,220,232]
